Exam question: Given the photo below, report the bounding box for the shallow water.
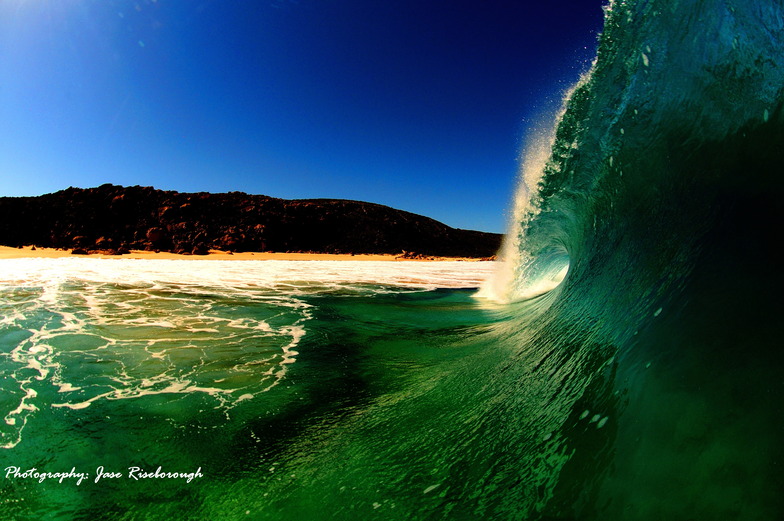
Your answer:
[1,259,506,519]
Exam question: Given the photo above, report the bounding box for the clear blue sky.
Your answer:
[0,0,604,233]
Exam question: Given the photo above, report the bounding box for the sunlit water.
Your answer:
[1,259,506,519]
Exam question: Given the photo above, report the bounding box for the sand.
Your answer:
[0,245,490,262]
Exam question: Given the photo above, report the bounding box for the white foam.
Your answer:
[423,484,440,494]
[0,258,495,290]
[1,258,493,443]
[478,77,586,305]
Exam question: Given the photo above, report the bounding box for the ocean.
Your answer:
[2,0,783,519]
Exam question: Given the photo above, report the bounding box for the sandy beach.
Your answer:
[0,245,491,262]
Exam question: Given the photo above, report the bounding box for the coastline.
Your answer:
[0,245,493,262]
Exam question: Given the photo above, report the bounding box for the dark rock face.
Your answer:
[0,184,502,257]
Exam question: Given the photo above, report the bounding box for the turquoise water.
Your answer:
[3,0,784,518]
[1,260,504,520]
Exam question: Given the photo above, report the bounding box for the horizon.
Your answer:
[0,1,605,233]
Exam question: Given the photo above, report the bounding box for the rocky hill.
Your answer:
[0,184,502,257]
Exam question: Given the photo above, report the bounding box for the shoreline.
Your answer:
[0,245,494,262]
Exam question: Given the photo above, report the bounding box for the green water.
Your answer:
[3,260,528,520]
[3,259,779,520]
[0,276,560,520]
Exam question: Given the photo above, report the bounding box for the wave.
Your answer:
[477,0,784,518]
[488,0,783,307]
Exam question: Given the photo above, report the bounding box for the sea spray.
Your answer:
[478,76,589,304]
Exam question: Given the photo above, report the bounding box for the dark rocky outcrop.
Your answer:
[0,184,502,257]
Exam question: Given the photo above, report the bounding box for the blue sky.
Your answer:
[0,0,604,233]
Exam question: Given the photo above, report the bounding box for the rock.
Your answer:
[95,237,112,249]
[146,227,166,243]
[191,244,210,255]
[0,184,503,257]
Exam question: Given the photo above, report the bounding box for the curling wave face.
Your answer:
[481,0,784,518]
